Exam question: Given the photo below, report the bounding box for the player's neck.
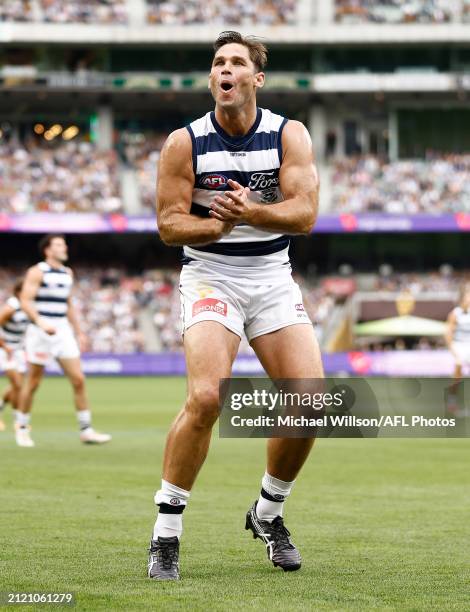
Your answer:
[45,257,63,269]
[214,103,258,137]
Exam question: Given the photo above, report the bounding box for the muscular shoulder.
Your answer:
[161,128,192,158]
[280,120,312,162]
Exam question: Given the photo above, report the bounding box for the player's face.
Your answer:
[47,238,68,263]
[209,43,264,110]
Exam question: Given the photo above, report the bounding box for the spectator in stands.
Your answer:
[332,153,470,214]
[41,0,128,24]
[335,0,457,24]
[147,0,296,25]
[0,141,122,214]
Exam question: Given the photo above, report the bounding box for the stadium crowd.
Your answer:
[0,0,34,21]
[0,141,122,214]
[146,0,297,25]
[40,0,128,24]
[335,0,462,23]
[331,153,470,214]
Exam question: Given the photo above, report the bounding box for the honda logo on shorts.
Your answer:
[192,298,227,317]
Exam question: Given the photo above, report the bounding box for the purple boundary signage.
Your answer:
[41,350,456,377]
[1,213,470,234]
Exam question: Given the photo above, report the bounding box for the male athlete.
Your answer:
[446,284,470,413]
[0,280,29,432]
[16,234,111,447]
[148,31,322,580]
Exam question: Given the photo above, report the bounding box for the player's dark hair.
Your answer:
[38,234,65,258]
[13,279,23,297]
[213,31,268,72]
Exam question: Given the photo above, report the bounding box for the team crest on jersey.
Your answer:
[200,173,228,189]
[192,298,227,317]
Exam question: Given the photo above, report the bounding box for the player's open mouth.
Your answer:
[220,82,234,92]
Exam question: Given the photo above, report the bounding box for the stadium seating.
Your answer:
[331,154,470,214]
[146,0,297,25]
[335,0,458,24]
[0,142,122,214]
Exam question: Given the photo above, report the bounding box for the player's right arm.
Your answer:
[156,128,233,246]
[20,266,56,335]
[0,302,15,355]
[445,310,457,357]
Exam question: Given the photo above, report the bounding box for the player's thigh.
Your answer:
[250,323,324,379]
[184,321,240,410]
[57,357,84,386]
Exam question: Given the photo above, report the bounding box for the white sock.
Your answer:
[0,399,5,412]
[256,471,295,522]
[153,479,190,540]
[16,412,31,428]
[77,409,92,431]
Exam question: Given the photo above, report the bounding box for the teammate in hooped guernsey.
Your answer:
[0,280,29,431]
[446,284,470,412]
[149,31,322,580]
[15,234,111,448]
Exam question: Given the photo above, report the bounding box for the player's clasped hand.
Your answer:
[210,179,254,223]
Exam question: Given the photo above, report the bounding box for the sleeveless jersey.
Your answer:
[453,306,470,343]
[185,107,289,268]
[0,296,29,347]
[35,261,73,320]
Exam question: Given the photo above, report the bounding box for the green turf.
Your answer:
[0,376,469,611]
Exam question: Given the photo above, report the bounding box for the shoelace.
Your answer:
[268,517,294,549]
[158,541,178,571]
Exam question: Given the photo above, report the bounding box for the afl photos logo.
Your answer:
[200,174,228,189]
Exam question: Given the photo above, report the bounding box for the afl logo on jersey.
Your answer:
[200,173,228,189]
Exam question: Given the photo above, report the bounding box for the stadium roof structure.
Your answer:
[354,315,447,337]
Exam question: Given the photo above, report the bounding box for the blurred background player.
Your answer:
[148,31,322,581]
[445,284,470,413]
[15,234,111,447]
[0,280,28,431]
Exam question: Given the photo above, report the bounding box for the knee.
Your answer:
[71,373,85,392]
[185,384,221,429]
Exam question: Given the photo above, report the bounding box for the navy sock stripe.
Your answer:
[158,502,185,515]
[260,487,286,503]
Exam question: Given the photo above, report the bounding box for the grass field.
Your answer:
[0,376,469,611]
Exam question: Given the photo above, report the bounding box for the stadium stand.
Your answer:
[0,141,122,214]
[40,0,128,24]
[146,0,298,25]
[334,0,461,23]
[331,154,470,214]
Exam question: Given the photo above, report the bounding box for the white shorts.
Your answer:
[452,342,470,367]
[179,264,312,342]
[25,321,80,366]
[0,346,27,374]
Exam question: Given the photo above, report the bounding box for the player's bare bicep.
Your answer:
[156,129,194,217]
[279,121,319,201]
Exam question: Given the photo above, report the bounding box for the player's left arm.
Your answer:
[0,303,15,356]
[210,121,319,234]
[66,270,87,352]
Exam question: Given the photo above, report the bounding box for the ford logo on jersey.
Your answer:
[200,173,228,189]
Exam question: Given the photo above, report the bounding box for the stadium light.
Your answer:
[50,124,63,136]
[34,123,45,135]
[62,126,80,140]
[44,130,56,141]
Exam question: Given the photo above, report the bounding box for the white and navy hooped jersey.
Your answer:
[453,306,470,343]
[35,261,73,320]
[185,107,289,267]
[0,296,29,348]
